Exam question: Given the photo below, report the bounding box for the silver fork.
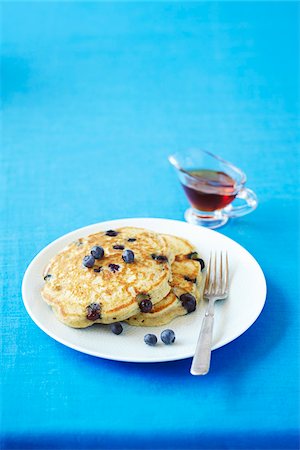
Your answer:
[190,251,229,376]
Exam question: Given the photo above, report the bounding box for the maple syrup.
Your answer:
[181,169,237,212]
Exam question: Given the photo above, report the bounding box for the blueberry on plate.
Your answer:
[144,334,157,346]
[82,255,95,268]
[122,249,135,263]
[180,293,197,313]
[110,322,123,335]
[127,238,136,242]
[161,329,176,345]
[91,246,104,259]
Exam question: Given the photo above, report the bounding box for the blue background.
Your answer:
[1,2,299,449]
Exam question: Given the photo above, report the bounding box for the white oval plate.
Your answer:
[22,218,266,363]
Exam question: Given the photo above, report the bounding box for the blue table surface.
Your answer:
[1,2,299,449]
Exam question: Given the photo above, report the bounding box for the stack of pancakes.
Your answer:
[41,227,206,328]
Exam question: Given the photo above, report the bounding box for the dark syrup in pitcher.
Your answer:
[182,169,237,212]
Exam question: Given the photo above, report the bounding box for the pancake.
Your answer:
[126,234,205,327]
[41,227,173,328]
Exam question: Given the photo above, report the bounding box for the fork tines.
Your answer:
[205,251,229,297]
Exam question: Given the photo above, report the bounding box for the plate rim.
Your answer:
[22,217,267,363]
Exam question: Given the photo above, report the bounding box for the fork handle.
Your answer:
[190,303,215,375]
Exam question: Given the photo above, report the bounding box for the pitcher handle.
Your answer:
[224,187,258,218]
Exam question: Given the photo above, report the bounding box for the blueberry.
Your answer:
[113,244,125,250]
[82,255,95,268]
[161,329,176,345]
[136,294,151,310]
[91,246,104,259]
[110,322,123,335]
[93,266,102,273]
[186,252,205,271]
[151,254,168,262]
[187,252,199,260]
[184,275,197,283]
[198,259,205,271]
[86,303,101,321]
[155,255,168,262]
[180,293,197,313]
[122,249,135,263]
[144,334,157,346]
[127,238,136,242]
[139,299,153,313]
[106,230,118,237]
[109,263,120,273]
